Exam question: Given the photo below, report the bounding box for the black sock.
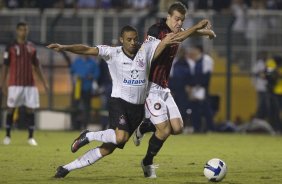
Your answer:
[139,119,156,134]
[6,113,13,137]
[143,133,165,166]
[26,113,35,139]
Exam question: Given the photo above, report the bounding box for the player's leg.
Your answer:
[25,107,37,146]
[166,93,184,135]
[3,108,14,145]
[140,95,171,178]
[71,128,131,153]
[55,143,117,178]
[3,86,24,145]
[133,118,156,146]
[141,120,171,178]
[25,87,40,146]
[71,97,131,152]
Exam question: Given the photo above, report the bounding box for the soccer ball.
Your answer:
[203,158,227,182]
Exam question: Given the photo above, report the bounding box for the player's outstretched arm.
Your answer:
[47,43,99,56]
[194,28,216,39]
[172,19,212,42]
[33,64,49,93]
[1,65,9,95]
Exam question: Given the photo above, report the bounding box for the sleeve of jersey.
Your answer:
[147,25,159,39]
[96,45,112,62]
[3,46,10,66]
[145,39,161,67]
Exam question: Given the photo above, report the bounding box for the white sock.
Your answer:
[63,147,102,171]
[86,129,117,144]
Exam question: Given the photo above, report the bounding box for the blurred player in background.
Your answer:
[70,55,100,130]
[132,2,216,178]
[1,22,48,146]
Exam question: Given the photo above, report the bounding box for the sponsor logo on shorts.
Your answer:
[119,115,127,125]
[154,103,161,110]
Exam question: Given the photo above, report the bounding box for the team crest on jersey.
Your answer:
[154,103,161,110]
[136,58,144,67]
[119,115,127,125]
[14,46,20,56]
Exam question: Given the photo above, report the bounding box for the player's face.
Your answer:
[120,31,139,54]
[167,10,185,33]
[188,47,201,61]
[16,25,29,40]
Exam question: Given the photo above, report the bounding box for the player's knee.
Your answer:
[156,126,171,139]
[115,133,129,145]
[172,126,183,135]
[99,144,116,156]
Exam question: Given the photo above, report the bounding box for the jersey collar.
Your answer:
[122,47,137,60]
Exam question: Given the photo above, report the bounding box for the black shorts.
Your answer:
[109,97,144,148]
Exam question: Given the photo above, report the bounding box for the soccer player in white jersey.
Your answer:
[47,25,179,178]
[47,22,212,178]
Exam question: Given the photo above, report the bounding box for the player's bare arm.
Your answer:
[171,19,212,42]
[195,28,216,39]
[153,33,181,61]
[1,65,9,95]
[47,43,99,56]
[33,64,49,92]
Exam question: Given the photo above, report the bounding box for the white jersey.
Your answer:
[97,39,160,104]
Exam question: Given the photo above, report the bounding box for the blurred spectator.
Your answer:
[77,0,97,8]
[212,0,232,12]
[245,0,268,42]
[252,52,269,119]
[169,48,191,130]
[159,0,177,12]
[100,0,112,9]
[70,55,100,130]
[97,57,112,130]
[265,56,282,133]
[231,0,248,33]
[5,0,21,8]
[185,45,215,133]
[130,0,159,40]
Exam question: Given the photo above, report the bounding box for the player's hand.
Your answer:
[163,33,181,45]
[195,19,211,30]
[46,43,65,52]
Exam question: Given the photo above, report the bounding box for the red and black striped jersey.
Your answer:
[147,18,179,88]
[3,41,39,86]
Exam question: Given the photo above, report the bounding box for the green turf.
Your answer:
[0,131,282,184]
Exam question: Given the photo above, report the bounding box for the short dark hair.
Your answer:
[120,25,137,37]
[168,2,187,15]
[16,22,28,29]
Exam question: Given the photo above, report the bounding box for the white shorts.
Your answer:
[7,86,40,109]
[145,83,182,125]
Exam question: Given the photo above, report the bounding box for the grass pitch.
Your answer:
[0,131,282,184]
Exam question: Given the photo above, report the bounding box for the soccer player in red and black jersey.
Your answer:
[133,2,216,178]
[1,22,48,146]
